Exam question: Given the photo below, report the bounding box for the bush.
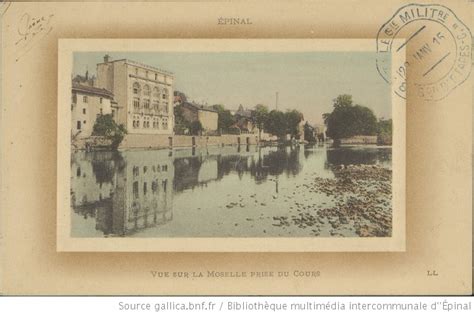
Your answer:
[92,114,127,150]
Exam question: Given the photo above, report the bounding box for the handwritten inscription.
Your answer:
[14,12,54,62]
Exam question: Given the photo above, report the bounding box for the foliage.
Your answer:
[264,109,303,140]
[285,110,303,139]
[303,122,316,142]
[211,104,235,132]
[173,104,189,134]
[253,104,269,138]
[189,120,203,135]
[324,94,378,143]
[92,114,127,150]
[377,118,392,145]
[265,110,287,139]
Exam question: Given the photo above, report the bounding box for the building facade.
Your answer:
[174,92,218,133]
[71,82,115,139]
[96,55,175,135]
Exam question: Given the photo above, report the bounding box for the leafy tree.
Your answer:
[324,94,378,144]
[265,110,287,140]
[377,118,392,145]
[333,94,353,109]
[189,121,203,136]
[285,110,303,139]
[92,114,127,150]
[303,122,316,143]
[173,104,189,134]
[211,104,235,132]
[253,104,269,140]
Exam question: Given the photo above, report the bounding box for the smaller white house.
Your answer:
[71,82,115,139]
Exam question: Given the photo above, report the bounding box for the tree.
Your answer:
[265,110,287,140]
[173,104,189,135]
[333,94,353,109]
[303,122,316,143]
[324,94,378,145]
[285,109,303,139]
[92,114,127,150]
[211,104,234,133]
[253,104,269,140]
[189,121,203,136]
[377,118,392,145]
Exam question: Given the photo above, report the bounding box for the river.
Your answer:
[71,144,392,238]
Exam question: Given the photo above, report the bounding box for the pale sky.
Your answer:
[73,51,391,125]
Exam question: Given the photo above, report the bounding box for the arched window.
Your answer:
[153,87,160,99]
[133,82,140,95]
[143,85,150,97]
[162,88,169,100]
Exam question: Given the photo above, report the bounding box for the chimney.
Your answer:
[104,54,110,63]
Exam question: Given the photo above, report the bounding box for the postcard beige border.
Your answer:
[57,39,406,252]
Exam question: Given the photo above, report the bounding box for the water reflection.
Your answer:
[71,144,391,237]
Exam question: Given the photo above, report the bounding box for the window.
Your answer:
[143,85,150,97]
[153,87,160,99]
[133,181,139,199]
[133,166,139,177]
[143,182,147,196]
[83,120,86,124]
[72,93,77,103]
[146,71,149,78]
[83,96,88,103]
[112,109,115,117]
[100,108,103,115]
[143,99,150,109]
[133,82,140,94]
[133,97,140,109]
[76,167,81,177]
[154,73,158,80]
[100,97,103,104]
[143,166,147,174]
[143,116,150,128]
[135,68,138,76]
[77,121,81,130]
[133,115,140,128]
[82,108,86,114]
[152,180,158,194]
[162,117,168,129]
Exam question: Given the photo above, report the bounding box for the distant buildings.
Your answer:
[233,105,255,133]
[174,91,218,133]
[71,82,115,139]
[96,55,175,135]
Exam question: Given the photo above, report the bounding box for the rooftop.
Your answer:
[182,101,217,113]
[72,82,114,98]
[98,57,174,76]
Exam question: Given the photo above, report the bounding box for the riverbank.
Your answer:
[271,164,392,237]
[72,134,261,150]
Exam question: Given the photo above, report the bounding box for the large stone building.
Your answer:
[71,82,116,139]
[96,55,175,135]
[71,150,174,236]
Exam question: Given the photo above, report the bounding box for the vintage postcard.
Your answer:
[1,0,471,295]
[57,39,406,252]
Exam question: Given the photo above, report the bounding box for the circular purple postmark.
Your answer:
[376,3,471,100]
